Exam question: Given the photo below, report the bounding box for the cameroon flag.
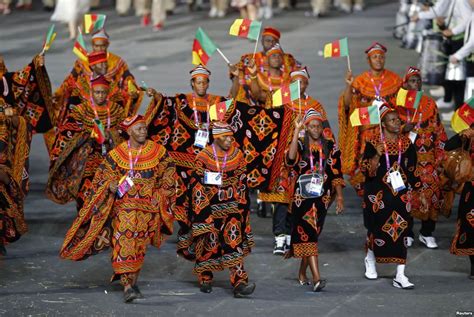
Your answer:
[42,25,57,52]
[451,99,474,133]
[210,99,233,121]
[396,88,422,109]
[72,30,88,62]
[272,81,299,107]
[350,105,380,126]
[192,28,218,66]
[91,119,106,144]
[324,38,349,58]
[229,19,262,41]
[84,14,106,34]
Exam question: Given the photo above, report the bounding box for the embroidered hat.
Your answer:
[92,29,110,42]
[266,43,283,56]
[120,114,146,131]
[88,51,107,66]
[190,64,211,79]
[403,66,421,83]
[211,121,233,138]
[365,42,387,56]
[379,102,397,120]
[304,108,324,125]
[291,67,310,81]
[91,75,110,88]
[262,27,281,40]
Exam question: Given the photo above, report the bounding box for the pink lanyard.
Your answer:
[127,141,143,177]
[368,71,385,99]
[309,143,323,174]
[91,103,111,131]
[381,134,402,171]
[211,144,228,174]
[192,94,209,129]
[267,74,282,93]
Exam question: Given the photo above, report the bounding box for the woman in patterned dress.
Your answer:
[286,109,345,292]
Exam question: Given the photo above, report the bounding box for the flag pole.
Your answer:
[298,80,301,116]
[346,54,351,72]
[216,48,231,65]
[253,31,260,59]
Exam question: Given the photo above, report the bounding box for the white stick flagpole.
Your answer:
[216,48,231,65]
[346,54,352,72]
[253,30,260,59]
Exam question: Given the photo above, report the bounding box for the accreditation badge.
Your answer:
[408,131,417,144]
[388,170,405,192]
[204,171,222,186]
[117,175,134,198]
[308,174,323,197]
[194,129,209,148]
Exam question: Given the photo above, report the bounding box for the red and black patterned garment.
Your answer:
[286,139,344,258]
[361,135,422,264]
[176,144,254,287]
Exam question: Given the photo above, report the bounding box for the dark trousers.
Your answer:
[272,203,291,236]
[408,219,436,238]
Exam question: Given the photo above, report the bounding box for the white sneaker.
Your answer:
[208,7,217,17]
[441,110,454,122]
[312,8,320,17]
[406,237,414,248]
[340,3,351,13]
[419,234,438,249]
[284,235,291,253]
[393,274,415,289]
[429,86,445,98]
[436,98,454,109]
[364,256,378,280]
[273,235,285,255]
[264,6,273,19]
[216,10,225,18]
[353,4,363,11]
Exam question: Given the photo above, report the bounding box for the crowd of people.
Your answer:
[0,2,473,304]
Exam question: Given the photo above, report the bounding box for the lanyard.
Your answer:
[91,103,111,131]
[127,141,143,176]
[211,144,228,174]
[267,74,282,93]
[368,71,385,99]
[381,134,402,171]
[192,93,209,129]
[309,142,323,174]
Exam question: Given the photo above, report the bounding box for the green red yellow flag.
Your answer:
[84,14,107,34]
[91,119,106,144]
[272,81,300,107]
[229,19,262,41]
[210,99,233,121]
[396,88,423,109]
[72,29,88,62]
[192,28,218,66]
[451,98,474,133]
[350,105,380,126]
[323,38,349,58]
[42,25,57,53]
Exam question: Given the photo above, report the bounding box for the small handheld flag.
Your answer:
[229,19,262,41]
[84,14,107,34]
[451,98,474,133]
[323,38,349,58]
[192,28,218,66]
[272,81,300,107]
[396,88,422,110]
[72,28,88,62]
[350,105,380,126]
[210,99,233,121]
[91,119,106,144]
[42,25,57,54]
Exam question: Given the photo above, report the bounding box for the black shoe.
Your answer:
[233,282,256,298]
[200,282,212,293]
[312,279,326,292]
[123,288,138,303]
[132,285,144,299]
[0,244,6,256]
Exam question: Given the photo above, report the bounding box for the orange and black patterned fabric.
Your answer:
[286,139,344,258]
[338,69,402,191]
[0,114,28,246]
[177,144,254,282]
[361,135,422,264]
[60,140,176,281]
[46,100,125,210]
[398,95,447,221]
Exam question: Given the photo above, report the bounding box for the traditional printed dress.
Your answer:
[0,114,29,246]
[258,96,334,204]
[398,95,447,221]
[361,135,422,264]
[145,93,227,236]
[60,140,176,283]
[286,139,344,257]
[50,53,142,148]
[234,52,298,106]
[446,134,474,256]
[177,144,254,287]
[338,69,402,195]
[46,100,125,211]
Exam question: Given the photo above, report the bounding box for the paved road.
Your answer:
[0,1,472,316]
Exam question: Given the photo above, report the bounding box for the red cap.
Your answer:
[365,42,387,56]
[262,27,281,40]
[403,66,421,83]
[91,75,110,88]
[120,114,146,131]
[88,51,107,66]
